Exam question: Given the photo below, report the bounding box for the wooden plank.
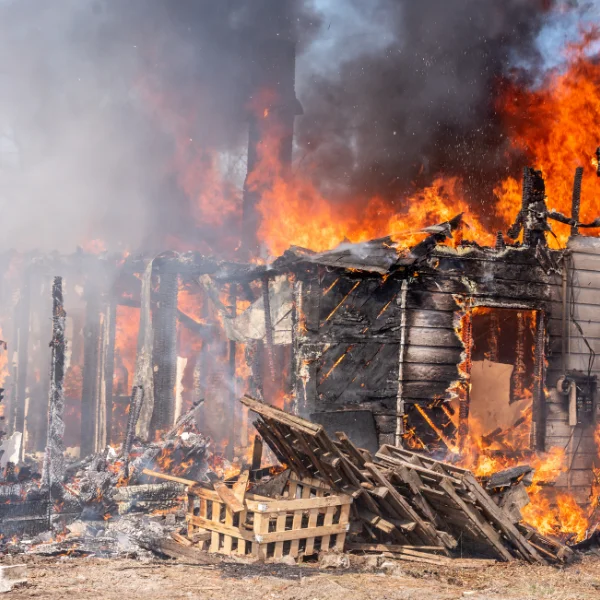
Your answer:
[365,462,447,548]
[375,452,462,484]
[346,543,445,553]
[251,436,263,470]
[461,474,546,565]
[336,503,351,551]
[214,481,245,513]
[260,522,349,544]
[290,484,311,558]
[223,506,234,554]
[304,506,320,556]
[187,515,256,543]
[233,470,250,503]
[142,468,198,487]
[274,511,287,559]
[252,510,270,560]
[245,494,351,513]
[171,531,193,547]
[437,479,514,562]
[241,395,322,435]
[320,506,337,551]
[335,431,370,466]
[265,418,313,478]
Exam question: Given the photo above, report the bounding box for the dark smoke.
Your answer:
[295,0,555,220]
[0,0,569,253]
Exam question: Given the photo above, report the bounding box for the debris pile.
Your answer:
[0,394,588,569]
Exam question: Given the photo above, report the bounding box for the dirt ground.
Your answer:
[3,553,600,600]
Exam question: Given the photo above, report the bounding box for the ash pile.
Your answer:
[0,397,216,560]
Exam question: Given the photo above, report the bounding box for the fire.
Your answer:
[248,103,494,256]
[494,30,600,247]
[114,305,140,396]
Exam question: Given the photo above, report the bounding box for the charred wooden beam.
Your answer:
[80,285,102,458]
[103,297,117,445]
[570,166,584,237]
[150,271,179,436]
[226,283,237,460]
[262,274,276,383]
[395,279,409,445]
[42,277,66,488]
[14,268,31,444]
[531,311,546,452]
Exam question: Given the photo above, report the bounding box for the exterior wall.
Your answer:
[295,245,557,448]
[546,235,600,503]
[294,267,403,444]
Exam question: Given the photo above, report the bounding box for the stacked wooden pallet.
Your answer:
[240,395,573,565]
[186,475,351,560]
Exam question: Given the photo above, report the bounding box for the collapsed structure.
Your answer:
[1,161,600,548]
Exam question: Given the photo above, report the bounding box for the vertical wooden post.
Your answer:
[103,298,117,445]
[395,279,409,446]
[226,283,237,460]
[14,267,31,455]
[81,285,101,457]
[531,311,546,452]
[42,277,66,487]
[150,269,179,437]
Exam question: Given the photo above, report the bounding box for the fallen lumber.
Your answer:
[213,481,245,513]
[240,396,572,565]
[139,538,219,564]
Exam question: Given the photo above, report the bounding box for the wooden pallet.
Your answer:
[186,475,352,560]
[240,395,573,564]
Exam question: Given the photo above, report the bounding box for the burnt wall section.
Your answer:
[294,244,558,449]
[150,269,179,437]
[401,246,554,451]
[546,235,600,503]
[295,267,403,445]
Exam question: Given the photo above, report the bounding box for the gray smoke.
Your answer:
[0,0,583,253]
[0,0,316,253]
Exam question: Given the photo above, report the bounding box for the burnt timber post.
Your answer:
[571,166,584,237]
[14,266,31,448]
[42,277,66,487]
[226,283,237,460]
[103,297,117,445]
[80,283,102,457]
[531,310,546,452]
[29,267,53,452]
[150,268,179,437]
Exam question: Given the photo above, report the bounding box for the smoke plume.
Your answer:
[295,0,556,219]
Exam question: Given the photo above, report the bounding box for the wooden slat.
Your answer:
[241,395,322,435]
[320,506,337,551]
[214,482,245,513]
[437,479,513,562]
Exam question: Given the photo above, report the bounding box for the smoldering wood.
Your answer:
[81,284,102,457]
[14,268,31,442]
[262,274,276,382]
[42,277,66,489]
[103,298,117,445]
[226,283,237,460]
[150,270,179,436]
[123,386,144,477]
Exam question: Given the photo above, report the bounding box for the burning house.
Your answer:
[2,160,600,548]
[4,2,600,586]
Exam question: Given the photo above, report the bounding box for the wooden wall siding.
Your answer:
[545,236,600,497]
[295,241,600,474]
[315,341,400,409]
[316,271,403,342]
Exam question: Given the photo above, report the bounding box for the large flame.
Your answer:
[494,30,600,248]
